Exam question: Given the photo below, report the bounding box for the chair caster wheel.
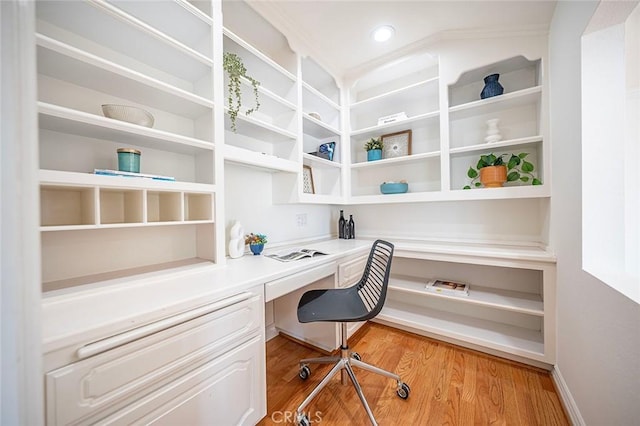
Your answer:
[351,352,361,361]
[397,382,410,399]
[299,365,311,380]
[297,413,310,426]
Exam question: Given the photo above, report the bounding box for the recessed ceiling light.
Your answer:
[373,25,395,42]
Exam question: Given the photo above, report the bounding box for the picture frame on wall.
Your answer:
[381,129,412,158]
[302,165,315,194]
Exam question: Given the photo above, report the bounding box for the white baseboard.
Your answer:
[265,323,279,341]
[551,366,585,426]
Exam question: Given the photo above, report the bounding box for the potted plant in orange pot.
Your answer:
[463,152,542,189]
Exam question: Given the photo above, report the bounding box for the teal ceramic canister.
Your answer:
[117,148,141,173]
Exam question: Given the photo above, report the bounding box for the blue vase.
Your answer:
[367,149,382,161]
[480,74,504,99]
[250,243,264,255]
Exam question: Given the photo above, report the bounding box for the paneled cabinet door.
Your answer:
[100,336,266,426]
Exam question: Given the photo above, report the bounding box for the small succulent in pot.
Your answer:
[245,233,267,245]
[364,137,384,151]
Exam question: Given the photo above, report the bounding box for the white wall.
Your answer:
[224,164,334,251]
[346,198,548,244]
[549,2,640,424]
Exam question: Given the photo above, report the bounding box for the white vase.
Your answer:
[484,118,502,143]
[228,221,245,259]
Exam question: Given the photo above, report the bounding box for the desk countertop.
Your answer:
[41,238,372,354]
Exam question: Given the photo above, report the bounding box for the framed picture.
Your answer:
[381,129,412,158]
[302,165,315,194]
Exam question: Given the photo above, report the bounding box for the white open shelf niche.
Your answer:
[374,242,556,365]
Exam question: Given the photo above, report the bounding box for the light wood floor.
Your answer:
[258,322,569,425]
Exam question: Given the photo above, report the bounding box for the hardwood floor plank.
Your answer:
[258,322,569,425]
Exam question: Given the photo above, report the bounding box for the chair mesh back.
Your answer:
[356,240,394,317]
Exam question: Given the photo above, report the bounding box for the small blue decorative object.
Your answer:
[367,149,382,161]
[480,73,504,99]
[117,148,141,173]
[319,142,336,161]
[380,182,408,194]
[250,243,264,255]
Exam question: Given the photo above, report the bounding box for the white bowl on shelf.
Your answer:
[101,104,154,128]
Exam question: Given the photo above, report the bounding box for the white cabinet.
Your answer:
[375,242,556,367]
[45,287,266,425]
[36,0,223,292]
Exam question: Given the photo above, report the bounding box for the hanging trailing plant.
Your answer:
[223,52,260,132]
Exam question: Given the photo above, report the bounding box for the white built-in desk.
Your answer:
[40,238,556,424]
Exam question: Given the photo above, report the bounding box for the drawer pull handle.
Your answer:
[77,292,253,359]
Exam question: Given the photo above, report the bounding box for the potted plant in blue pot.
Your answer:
[245,233,268,255]
[364,137,383,161]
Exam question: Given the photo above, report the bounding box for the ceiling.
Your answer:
[247,0,558,80]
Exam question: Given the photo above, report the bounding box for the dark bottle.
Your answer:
[338,210,345,239]
[348,215,355,239]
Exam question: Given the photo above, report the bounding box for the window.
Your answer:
[581,2,639,303]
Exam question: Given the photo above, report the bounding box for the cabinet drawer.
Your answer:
[338,255,368,288]
[97,336,266,426]
[46,291,263,425]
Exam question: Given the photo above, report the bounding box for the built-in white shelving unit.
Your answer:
[374,242,556,366]
[221,28,299,175]
[347,52,441,202]
[447,56,546,193]
[36,0,220,291]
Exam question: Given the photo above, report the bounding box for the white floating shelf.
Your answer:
[38,103,214,154]
[351,151,440,168]
[377,301,545,360]
[350,77,439,111]
[350,110,440,137]
[450,136,543,156]
[302,114,341,139]
[389,275,544,316]
[36,0,212,82]
[302,153,342,169]
[37,34,213,118]
[448,86,542,120]
[40,169,216,193]
[223,145,298,173]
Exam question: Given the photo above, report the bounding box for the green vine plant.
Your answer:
[223,52,260,132]
[464,152,542,189]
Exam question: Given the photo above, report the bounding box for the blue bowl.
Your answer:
[380,182,408,194]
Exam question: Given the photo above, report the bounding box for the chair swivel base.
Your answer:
[295,343,410,426]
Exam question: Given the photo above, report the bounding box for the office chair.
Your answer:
[295,240,410,426]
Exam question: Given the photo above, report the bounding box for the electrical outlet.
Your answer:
[296,213,307,227]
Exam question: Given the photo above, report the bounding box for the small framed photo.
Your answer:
[381,129,412,158]
[302,165,315,194]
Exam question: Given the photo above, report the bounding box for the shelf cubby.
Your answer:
[301,57,340,106]
[184,193,214,222]
[40,185,96,228]
[99,188,144,225]
[147,191,183,223]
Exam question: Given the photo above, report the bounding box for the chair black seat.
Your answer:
[297,287,369,323]
[293,240,406,426]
